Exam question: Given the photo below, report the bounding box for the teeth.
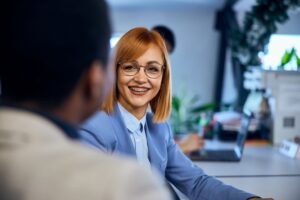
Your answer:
[130,87,148,92]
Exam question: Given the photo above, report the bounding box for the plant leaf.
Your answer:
[296,54,300,69]
[172,96,181,112]
[280,50,291,67]
[190,102,216,113]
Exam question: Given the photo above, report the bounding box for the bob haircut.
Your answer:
[102,27,171,123]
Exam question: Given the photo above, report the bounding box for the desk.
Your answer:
[195,145,300,200]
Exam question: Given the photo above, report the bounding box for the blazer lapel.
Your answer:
[145,113,165,175]
[110,105,136,157]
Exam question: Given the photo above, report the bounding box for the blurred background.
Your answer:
[106,0,300,144]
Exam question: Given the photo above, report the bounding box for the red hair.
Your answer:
[102,27,172,122]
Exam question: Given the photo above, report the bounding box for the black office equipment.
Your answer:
[189,112,251,162]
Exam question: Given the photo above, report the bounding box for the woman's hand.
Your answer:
[176,133,205,154]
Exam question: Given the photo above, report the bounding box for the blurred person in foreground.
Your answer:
[80,27,273,200]
[0,1,171,200]
[152,25,204,154]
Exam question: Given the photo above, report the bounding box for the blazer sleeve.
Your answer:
[79,112,116,153]
[80,127,107,152]
[164,123,256,200]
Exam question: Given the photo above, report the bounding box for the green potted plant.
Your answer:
[230,0,300,67]
[170,91,216,137]
[227,0,300,109]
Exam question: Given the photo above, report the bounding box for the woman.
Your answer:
[80,27,264,200]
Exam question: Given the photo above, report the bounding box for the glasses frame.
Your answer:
[118,61,165,79]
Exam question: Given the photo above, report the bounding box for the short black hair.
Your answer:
[152,25,176,53]
[0,0,111,107]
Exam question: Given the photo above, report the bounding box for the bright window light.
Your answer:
[110,33,123,48]
[262,34,300,70]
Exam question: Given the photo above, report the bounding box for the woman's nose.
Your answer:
[134,68,148,82]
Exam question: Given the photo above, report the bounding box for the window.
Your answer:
[262,34,300,70]
[110,33,123,48]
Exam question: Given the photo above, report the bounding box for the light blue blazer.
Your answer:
[80,105,255,200]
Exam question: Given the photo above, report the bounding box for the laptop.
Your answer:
[189,112,251,162]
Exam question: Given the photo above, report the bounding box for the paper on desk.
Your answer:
[279,139,300,159]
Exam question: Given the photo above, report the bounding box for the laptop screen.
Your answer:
[236,113,251,152]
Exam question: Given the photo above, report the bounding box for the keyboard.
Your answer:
[189,149,240,162]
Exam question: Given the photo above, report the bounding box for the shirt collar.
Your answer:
[117,102,146,133]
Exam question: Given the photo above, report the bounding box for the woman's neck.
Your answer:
[118,100,147,120]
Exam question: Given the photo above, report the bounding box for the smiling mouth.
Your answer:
[128,86,150,94]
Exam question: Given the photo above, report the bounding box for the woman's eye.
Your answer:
[147,66,160,73]
[123,65,136,71]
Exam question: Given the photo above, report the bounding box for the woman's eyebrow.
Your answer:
[130,60,163,65]
[147,60,163,65]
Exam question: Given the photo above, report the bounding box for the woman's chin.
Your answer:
[128,100,149,110]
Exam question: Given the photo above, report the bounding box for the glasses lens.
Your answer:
[120,62,164,78]
[121,62,138,76]
[145,64,163,78]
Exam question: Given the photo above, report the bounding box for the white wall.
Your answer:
[277,12,300,34]
[110,6,220,104]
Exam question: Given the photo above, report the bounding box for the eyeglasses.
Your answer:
[118,61,165,79]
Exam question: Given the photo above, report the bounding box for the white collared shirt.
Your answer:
[118,103,151,169]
